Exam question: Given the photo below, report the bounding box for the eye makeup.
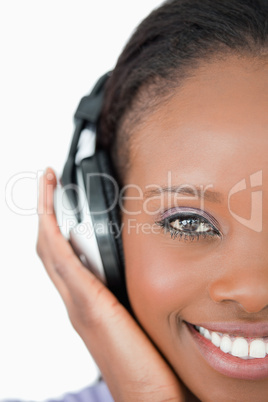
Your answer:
[155,207,223,243]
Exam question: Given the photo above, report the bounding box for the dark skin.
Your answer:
[37,54,268,401]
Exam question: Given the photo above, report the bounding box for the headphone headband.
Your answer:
[61,72,111,219]
[74,72,111,125]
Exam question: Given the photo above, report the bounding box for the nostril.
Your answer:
[209,279,268,314]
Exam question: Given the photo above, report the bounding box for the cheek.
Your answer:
[122,222,206,339]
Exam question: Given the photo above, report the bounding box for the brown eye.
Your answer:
[170,216,214,233]
[156,212,221,243]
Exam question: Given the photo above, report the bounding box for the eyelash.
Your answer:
[156,213,221,242]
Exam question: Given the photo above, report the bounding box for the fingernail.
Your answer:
[45,167,54,181]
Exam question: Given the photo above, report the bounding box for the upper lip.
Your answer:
[188,321,268,338]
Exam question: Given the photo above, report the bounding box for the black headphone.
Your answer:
[55,73,131,311]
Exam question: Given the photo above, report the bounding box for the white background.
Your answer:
[0,1,163,400]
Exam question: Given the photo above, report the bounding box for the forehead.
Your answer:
[126,56,268,191]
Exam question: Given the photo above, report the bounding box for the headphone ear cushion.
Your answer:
[96,150,126,287]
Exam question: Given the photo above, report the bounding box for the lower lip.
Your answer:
[185,322,268,380]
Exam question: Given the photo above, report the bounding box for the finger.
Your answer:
[36,167,115,320]
[38,167,60,231]
[36,167,71,302]
[45,219,121,329]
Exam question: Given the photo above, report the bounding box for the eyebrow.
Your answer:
[144,185,224,203]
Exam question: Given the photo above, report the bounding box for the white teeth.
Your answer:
[231,338,249,358]
[220,335,232,353]
[195,326,268,360]
[249,340,266,358]
[204,329,211,340]
[199,327,205,336]
[211,332,221,347]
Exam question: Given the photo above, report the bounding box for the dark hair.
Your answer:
[97,0,268,185]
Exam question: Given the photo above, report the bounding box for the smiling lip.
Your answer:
[185,321,268,380]
[192,321,268,338]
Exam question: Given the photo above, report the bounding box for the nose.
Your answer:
[209,243,268,314]
[209,275,268,313]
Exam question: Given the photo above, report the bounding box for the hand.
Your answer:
[36,167,188,402]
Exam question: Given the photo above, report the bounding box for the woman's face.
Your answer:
[122,55,268,401]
